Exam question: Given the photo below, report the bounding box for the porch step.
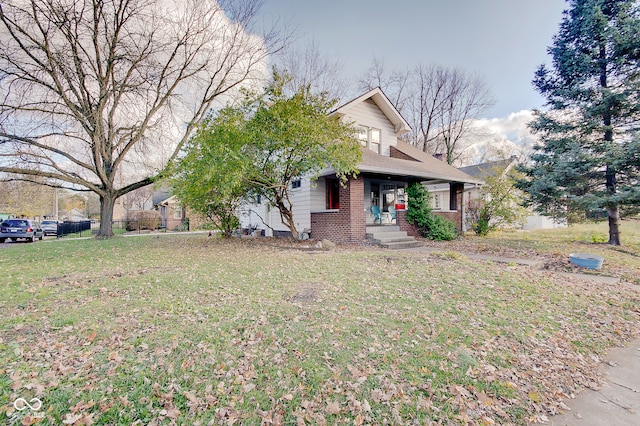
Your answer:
[366,231,410,241]
[366,225,422,250]
[378,240,423,249]
[366,225,400,233]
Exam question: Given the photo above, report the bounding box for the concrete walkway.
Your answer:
[548,338,640,425]
[400,245,640,424]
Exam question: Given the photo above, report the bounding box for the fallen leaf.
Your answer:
[183,391,198,404]
[62,413,83,424]
[21,415,38,426]
[327,401,341,415]
[477,391,493,407]
[528,392,542,403]
[161,407,180,419]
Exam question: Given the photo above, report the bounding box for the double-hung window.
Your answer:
[173,205,183,219]
[358,126,381,154]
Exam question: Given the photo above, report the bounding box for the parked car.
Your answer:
[0,219,44,243]
[40,220,59,236]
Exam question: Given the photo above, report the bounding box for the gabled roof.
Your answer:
[157,195,177,206]
[458,156,518,179]
[325,88,479,184]
[329,87,411,135]
[358,141,482,184]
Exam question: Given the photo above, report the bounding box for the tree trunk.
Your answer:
[607,206,621,246]
[279,206,299,240]
[97,193,116,238]
[273,190,299,240]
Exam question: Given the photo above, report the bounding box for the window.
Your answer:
[358,126,381,154]
[326,178,340,209]
[357,127,368,147]
[370,128,380,154]
[291,179,301,189]
[173,205,183,219]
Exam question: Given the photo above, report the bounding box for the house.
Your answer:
[239,88,481,244]
[428,156,567,231]
[113,184,156,221]
[151,184,210,231]
[156,195,187,231]
[59,207,86,222]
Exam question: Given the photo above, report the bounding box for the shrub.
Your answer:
[406,183,458,241]
[424,214,458,240]
[126,210,161,231]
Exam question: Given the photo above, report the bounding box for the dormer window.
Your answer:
[358,126,381,154]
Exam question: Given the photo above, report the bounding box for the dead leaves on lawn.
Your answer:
[2,236,639,425]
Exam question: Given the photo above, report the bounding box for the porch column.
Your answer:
[449,182,464,211]
[343,176,366,243]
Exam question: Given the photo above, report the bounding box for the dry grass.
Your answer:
[1,228,639,425]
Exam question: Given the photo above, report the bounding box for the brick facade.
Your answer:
[311,177,464,244]
[397,190,464,236]
[432,211,462,231]
[310,176,367,244]
[397,210,420,237]
[434,188,464,231]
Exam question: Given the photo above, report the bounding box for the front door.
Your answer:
[365,180,406,224]
[382,184,396,216]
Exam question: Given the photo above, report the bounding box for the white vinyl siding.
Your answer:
[239,177,312,235]
[340,99,396,156]
[310,178,327,211]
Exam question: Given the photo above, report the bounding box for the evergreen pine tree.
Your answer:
[519,0,640,245]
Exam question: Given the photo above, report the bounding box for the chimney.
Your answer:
[433,153,445,162]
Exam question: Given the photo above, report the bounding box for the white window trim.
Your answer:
[358,126,381,154]
[433,193,442,210]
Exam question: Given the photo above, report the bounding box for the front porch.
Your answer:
[310,175,465,245]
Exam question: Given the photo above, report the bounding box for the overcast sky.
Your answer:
[259,0,567,120]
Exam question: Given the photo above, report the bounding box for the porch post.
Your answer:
[343,176,366,243]
[449,182,464,211]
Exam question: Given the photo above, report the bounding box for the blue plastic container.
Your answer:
[569,253,604,270]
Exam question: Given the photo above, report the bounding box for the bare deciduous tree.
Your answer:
[358,57,411,115]
[359,61,495,165]
[277,40,351,101]
[121,184,154,213]
[433,68,495,165]
[0,0,287,236]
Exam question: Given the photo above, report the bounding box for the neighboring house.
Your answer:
[428,156,566,231]
[59,208,86,222]
[113,184,156,221]
[156,195,187,231]
[153,186,208,231]
[239,88,481,244]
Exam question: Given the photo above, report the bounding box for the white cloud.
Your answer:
[457,110,540,165]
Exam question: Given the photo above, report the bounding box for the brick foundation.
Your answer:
[397,210,420,237]
[397,188,464,236]
[432,211,462,231]
[310,176,366,244]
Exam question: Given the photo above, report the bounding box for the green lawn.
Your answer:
[1,226,639,425]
